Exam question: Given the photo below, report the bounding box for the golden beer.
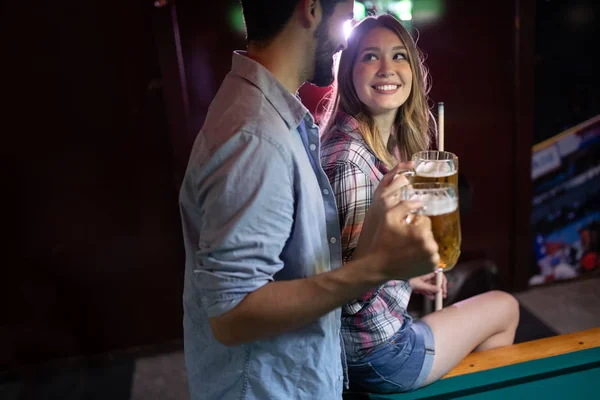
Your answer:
[411,150,459,187]
[413,171,458,186]
[401,183,462,271]
[427,202,461,270]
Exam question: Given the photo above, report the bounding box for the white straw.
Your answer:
[438,102,445,151]
[435,270,443,311]
[435,101,445,312]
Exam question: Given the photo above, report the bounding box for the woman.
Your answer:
[321,14,520,393]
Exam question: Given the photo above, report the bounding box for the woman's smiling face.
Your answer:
[352,26,413,116]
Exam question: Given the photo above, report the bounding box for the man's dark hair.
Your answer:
[240,0,346,45]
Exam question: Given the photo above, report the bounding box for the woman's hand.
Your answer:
[369,162,414,218]
[352,162,415,261]
[409,271,447,300]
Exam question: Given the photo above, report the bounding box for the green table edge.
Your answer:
[364,346,600,399]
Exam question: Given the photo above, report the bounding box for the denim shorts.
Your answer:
[347,321,435,393]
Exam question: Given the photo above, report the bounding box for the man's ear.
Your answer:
[298,0,322,29]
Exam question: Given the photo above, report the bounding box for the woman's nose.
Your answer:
[377,70,394,78]
[377,60,395,77]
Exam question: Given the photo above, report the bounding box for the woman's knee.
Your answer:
[487,290,520,328]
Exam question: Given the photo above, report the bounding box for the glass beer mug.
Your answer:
[402,150,458,186]
[400,182,462,271]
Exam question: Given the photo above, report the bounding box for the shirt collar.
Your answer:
[231,51,310,130]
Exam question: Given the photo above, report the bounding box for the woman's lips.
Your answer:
[372,84,400,93]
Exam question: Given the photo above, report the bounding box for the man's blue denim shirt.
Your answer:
[179,51,344,399]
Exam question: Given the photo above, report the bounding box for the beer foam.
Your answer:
[408,193,458,216]
[415,161,454,177]
[424,199,458,216]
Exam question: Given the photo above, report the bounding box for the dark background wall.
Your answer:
[2,0,184,371]
[2,0,540,372]
[534,0,600,144]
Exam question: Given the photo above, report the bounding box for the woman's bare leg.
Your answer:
[420,290,520,386]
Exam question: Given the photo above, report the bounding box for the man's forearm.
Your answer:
[209,254,386,346]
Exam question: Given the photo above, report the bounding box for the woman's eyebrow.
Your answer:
[360,45,407,53]
[360,46,381,53]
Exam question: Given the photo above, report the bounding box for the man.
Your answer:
[179,1,439,398]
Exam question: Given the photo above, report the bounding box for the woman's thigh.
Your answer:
[420,290,519,385]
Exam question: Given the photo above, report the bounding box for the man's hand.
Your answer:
[369,200,440,282]
[409,272,448,300]
[352,162,439,281]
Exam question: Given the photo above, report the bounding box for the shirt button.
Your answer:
[330,237,337,244]
[323,188,329,195]
[309,143,317,151]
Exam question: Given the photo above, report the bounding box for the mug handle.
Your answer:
[405,204,427,224]
[397,170,415,181]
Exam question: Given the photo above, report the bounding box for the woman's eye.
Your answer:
[394,53,407,60]
[362,53,377,61]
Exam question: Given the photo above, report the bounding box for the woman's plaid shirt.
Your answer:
[321,113,413,361]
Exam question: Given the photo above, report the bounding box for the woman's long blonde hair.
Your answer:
[323,14,435,167]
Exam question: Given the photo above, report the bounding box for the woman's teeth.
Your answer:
[374,85,399,91]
